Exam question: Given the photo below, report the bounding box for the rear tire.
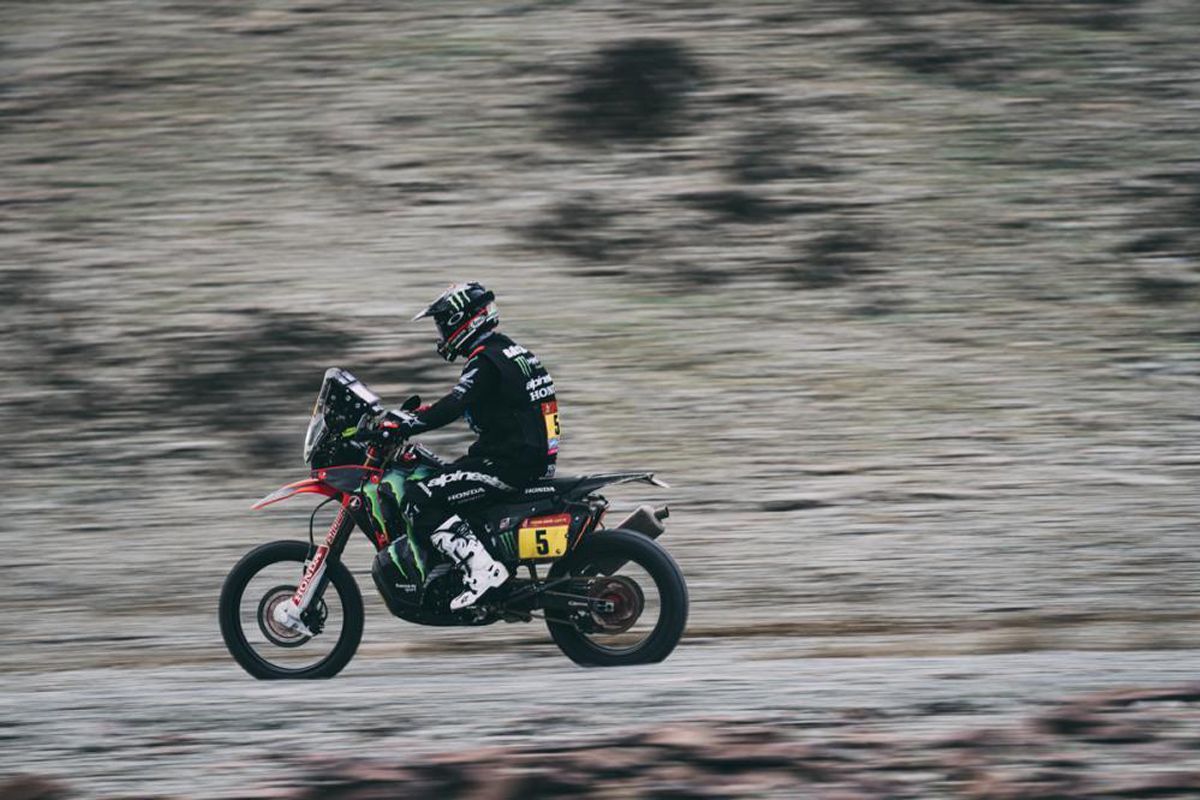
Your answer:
[219,540,364,679]
[546,529,688,667]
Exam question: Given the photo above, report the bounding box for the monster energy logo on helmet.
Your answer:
[411,281,500,362]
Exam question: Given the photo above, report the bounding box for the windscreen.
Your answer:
[305,368,381,466]
[303,411,327,463]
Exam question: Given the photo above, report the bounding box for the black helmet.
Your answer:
[411,282,500,361]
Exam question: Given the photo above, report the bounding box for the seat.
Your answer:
[515,475,587,500]
[517,471,661,501]
[478,471,663,535]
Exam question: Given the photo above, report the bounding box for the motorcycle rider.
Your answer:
[371,282,560,610]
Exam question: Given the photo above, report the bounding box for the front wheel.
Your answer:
[546,529,688,667]
[219,540,363,679]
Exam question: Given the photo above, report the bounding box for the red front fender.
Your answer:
[251,478,340,510]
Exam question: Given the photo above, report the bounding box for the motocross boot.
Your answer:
[430,515,509,610]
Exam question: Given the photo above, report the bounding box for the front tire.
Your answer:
[546,529,688,667]
[219,540,363,679]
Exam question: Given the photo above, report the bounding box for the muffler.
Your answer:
[597,504,669,575]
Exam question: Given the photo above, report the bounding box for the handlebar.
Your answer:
[351,408,417,447]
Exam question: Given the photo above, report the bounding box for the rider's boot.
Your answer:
[430,515,509,611]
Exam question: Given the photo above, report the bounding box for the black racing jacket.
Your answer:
[399,332,559,478]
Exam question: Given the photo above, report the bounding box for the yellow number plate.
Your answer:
[518,513,571,560]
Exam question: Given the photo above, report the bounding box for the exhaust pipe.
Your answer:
[597,504,669,575]
[615,504,668,539]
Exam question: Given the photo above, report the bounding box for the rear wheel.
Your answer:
[219,540,363,679]
[546,529,687,667]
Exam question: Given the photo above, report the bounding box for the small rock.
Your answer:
[0,777,70,800]
[639,724,722,750]
[761,498,832,512]
[1108,771,1200,798]
[1035,705,1108,736]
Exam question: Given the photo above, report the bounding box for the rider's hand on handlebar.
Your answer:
[354,409,416,447]
[357,428,396,447]
[382,408,420,431]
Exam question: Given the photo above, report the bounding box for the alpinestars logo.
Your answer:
[525,373,555,401]
[426,470,515,491]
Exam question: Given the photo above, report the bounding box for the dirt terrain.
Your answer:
[1,1,1198,796]
[4,646,1200,798]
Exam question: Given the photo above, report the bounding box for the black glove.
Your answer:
[354,409,419,446]
[382,408,422,437]
[356,428,396,446]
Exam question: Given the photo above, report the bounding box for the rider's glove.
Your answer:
[381,408,423,438]
[351,410,410,446]
[352,426,395,446]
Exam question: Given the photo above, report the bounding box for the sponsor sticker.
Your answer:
[541,400,560,455]
[291,546,329,606]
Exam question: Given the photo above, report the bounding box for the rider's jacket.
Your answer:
[398,332,559,479]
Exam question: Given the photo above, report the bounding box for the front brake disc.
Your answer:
[257,585,312,648]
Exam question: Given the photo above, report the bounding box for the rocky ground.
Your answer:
[2,645,1200,799]
[2,1,1199,797]
[207,683,1200,799]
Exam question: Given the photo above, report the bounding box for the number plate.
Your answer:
[517,513,571,560]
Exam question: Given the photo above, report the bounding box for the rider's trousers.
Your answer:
[405,455,540,543]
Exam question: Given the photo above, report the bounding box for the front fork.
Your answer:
[274,449,384,635]
[274,499,358,635]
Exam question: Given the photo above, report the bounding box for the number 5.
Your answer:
[535,530,549,555]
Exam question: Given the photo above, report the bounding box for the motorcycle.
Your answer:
[218,367,688,678]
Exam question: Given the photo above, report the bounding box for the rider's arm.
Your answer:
[392,355,497,437]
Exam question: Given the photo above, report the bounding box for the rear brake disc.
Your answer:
[588,576,644,634]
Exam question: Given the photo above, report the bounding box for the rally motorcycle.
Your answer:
[218,368,688,678]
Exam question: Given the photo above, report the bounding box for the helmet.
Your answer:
[411,282,500,362]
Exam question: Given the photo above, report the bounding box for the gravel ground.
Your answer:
[4,644,1199,798]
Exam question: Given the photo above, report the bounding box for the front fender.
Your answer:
[251,478,340,510]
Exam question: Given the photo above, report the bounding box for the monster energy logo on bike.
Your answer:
[499,530,517,560]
